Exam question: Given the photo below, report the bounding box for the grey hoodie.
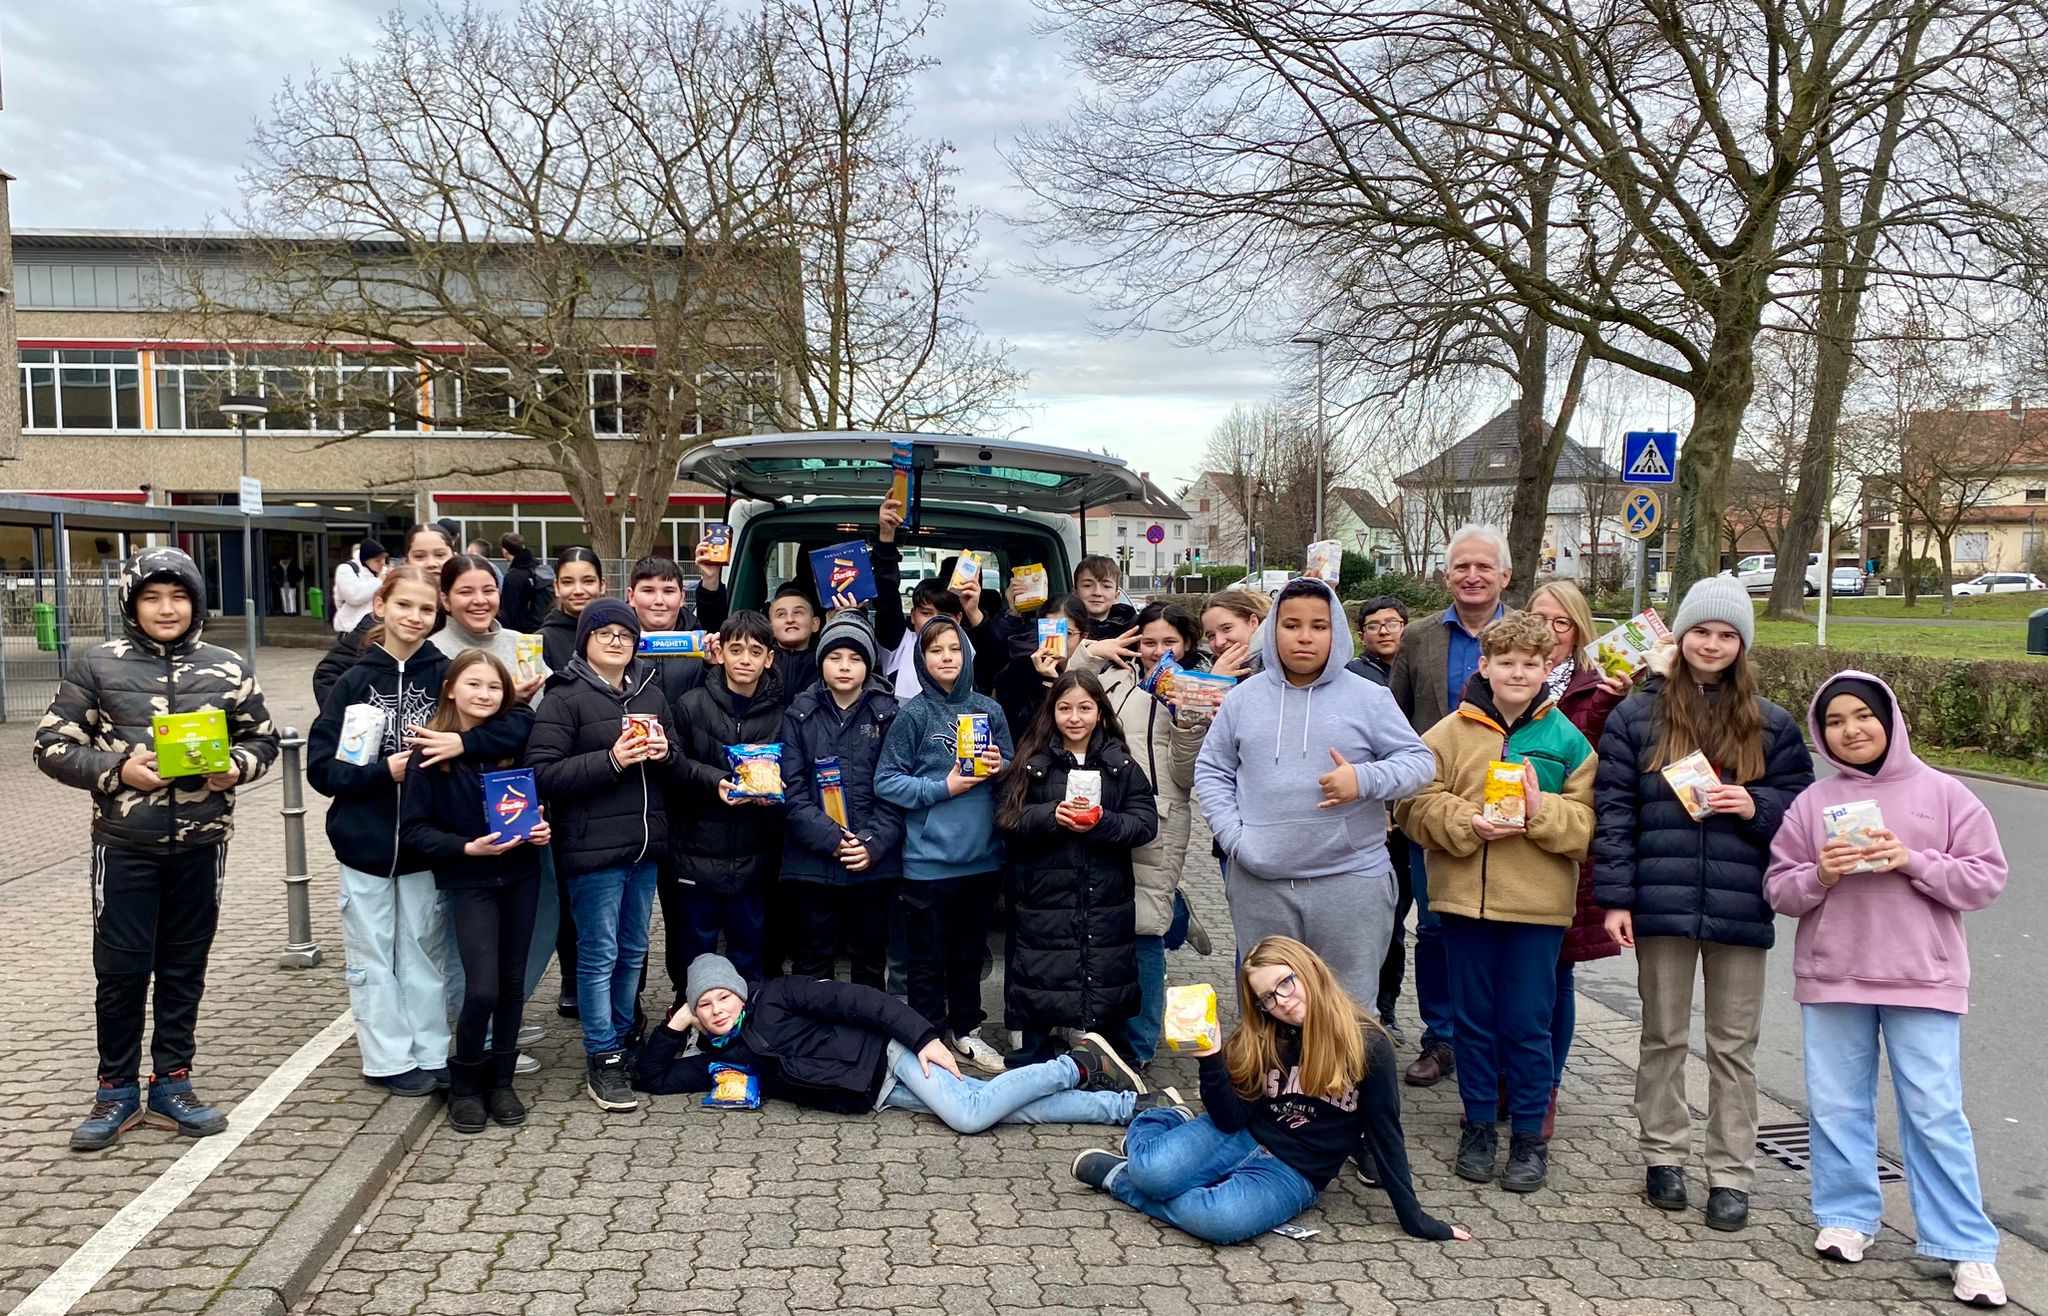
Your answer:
[1192,578,1433,882]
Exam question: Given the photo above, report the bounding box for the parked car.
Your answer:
[1228,570,1294,595]
[674,431,1146,612]
[1951,571,2048,596]
[1726,552,1825,597]
[1829,565,1865,597]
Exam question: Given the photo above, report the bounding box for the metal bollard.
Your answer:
[277,729,325,968]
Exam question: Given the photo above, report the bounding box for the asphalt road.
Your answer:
[1576,767,2048,1249]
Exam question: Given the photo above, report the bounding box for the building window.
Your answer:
[1173,522,1183,538]
[1956,532,1990,561]
[2026,489,2046,503]
[1198,498,1210,513]
[19,348,143,430]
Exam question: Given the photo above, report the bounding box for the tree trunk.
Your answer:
[1937,532,1956,616]
[1673,314,1765,598]
[1900,495,1917,607]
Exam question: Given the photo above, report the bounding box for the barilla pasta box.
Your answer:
[1661,750,1720,820]
[1037,616,1069,659]
[948,550,984,591]
[1011,563,1050,611]
[1482,760,1528,827]
[621,713,662,748]
[481,768,542,841]
[700,523,733,565]
[335,703,387,766]
[152,710,231,778]
[514,634,545,683]
[809,540,879,609]
[956,712,993,777]
[639,629,709,658]
[1822,799,1888,872]
[1163,983,1222,1053]
[889,437,917,526]
[816,755,850,829]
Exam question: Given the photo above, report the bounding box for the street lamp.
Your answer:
[1291,334,1327,541]
[219,393,269,669]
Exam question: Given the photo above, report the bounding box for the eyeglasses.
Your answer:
[1543,616,1576,635]
[1254,972,1301,1013]
[590,629,636,648]
[1361,620,1406,635]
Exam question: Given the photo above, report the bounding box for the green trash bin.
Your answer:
[307,586,326,622]
[2029,607,2048,656]
[32,601,59,652]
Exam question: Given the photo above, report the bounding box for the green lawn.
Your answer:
[1918,746,2048,785]
[1762,592,2048,621]
[1752,617,2039,659]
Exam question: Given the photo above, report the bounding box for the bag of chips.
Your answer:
[1011,563,1050,611]
[1141,651,1183,704]
[701,1063,761,1109]
[727,743,785,801]
[1163,983,1222,1053]
[1482,760,1528,828]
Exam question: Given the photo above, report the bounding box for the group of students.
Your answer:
[32,518,2011,1305]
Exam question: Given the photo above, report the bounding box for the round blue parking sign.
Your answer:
[1145,524,1165,544]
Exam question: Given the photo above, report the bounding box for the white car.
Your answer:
[1951,572,2048,596]
[1726,552,1825,597]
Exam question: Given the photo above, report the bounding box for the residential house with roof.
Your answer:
[1859,401,2048,578]
[1081,471,1191,587]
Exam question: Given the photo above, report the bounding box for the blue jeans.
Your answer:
[1802,1003,1999,1263]
[1442,914,1563,1133]
[877,1044,1131,1130]
[1126,935,1166,1065]
[1408,843,1452,1050]
[674,886,766,984]
[565,861,659,1055]
[1550,961,1576,1087]
[1106,1108,1319,1244]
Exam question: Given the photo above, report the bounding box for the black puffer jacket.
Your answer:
[1591,679,1814,948]
[1000,733,1158,1033]
[398,746,546,891]
[34,547,280,850]
[536,608,582,674]
[780,680,904,884]
[312,614,374,710]
[633,976,941,1113]
[668,666,788,895]
[309,642,536,877]
[525,658,678,878]
[499,549,548,633]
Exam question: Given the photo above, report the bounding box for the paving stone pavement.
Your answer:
[3,647,2040,1316]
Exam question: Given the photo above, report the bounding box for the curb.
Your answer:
[1934,763,2048,792]
[202,1092,440,1316]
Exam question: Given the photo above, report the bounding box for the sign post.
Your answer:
[1621,431,1677,613]
[1621,488,1664,614]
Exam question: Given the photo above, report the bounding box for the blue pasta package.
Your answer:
[481,769,542,841]
[808,540,878,609]
[702,1063,762,1109]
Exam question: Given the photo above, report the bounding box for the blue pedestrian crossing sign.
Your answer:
[1622,430,1678,484]
[1623,489,1663,540]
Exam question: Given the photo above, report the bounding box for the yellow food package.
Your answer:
[1011,563,1050,611]
[1482,760,1527,827]
[956,712,992,777]
[1163,983,1222,1053]
[514,634,545,684]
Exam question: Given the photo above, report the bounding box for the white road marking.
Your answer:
[15,1010,358,1316]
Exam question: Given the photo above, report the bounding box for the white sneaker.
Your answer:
[1952,1261,2007,1308]
[948,1032,1007,1074]
[514,1052,540,1076]
[516,1022,545,1047]
[1814,1228,1873,1263]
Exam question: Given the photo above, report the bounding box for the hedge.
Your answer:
[1749,647,2048,761]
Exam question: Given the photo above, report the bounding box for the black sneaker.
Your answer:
[586,1052,637,1112]
[557,994,580,1020]
[145,1070,229,1138]
[1355,1146,1381,1187]
[1455,1120,1499,1182]
[1072,1033,1148,1094]
[1645,1164,1688,1211]
[1071,1149,1126,1191]
[1705,1187,1750,1232]
[1502,1132,1549,1193]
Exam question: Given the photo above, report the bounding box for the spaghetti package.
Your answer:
[1163,983,1222,1054]
[335,703,388,766]
[481,769,542,841]
[948,550,985,591]
[1482,760,1528,827]
[808,540,879,609]
[1141,652,1183,705]
[1037,616,1069,660]
[152,710,231,778]
[700,523,733,565]
[1170,670,1235,715]
[1063,768,1103,828]
[1305,539,1343,585]
[1011,563,1050,611]
[701,1064,762,1110]
[727,743,785,801]
[621,713,662,749]
[956,712,993,777]
[514,634,546,684]
[639,630,709,658]
[888,437,917,526]
[816,756,850,829]
[1661,750,1720,821]
[1822,798,1889,872]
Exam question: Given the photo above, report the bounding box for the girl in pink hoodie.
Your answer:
[1764,672,2007,1308]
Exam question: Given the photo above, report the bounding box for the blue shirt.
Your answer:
[1442,602,1506,709]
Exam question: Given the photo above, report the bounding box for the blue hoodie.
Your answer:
[875,616,1016,879]
[1193,578,1434,882]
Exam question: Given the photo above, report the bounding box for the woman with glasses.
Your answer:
[1069,936,1467,1245]
[1526,582,1632,1135]
[525,597,681,1113]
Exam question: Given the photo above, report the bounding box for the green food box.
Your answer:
[152,710,232,778]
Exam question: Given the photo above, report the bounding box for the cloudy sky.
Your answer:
[0,0,1308,495]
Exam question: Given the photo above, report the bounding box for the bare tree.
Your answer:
[1200,398,1371,571]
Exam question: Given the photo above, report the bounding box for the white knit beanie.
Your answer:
[1671,574,1755,651]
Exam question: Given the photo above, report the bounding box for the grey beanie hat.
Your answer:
[685,953,750,1009]
[816,611,879,671]
[1671,574,1755,651]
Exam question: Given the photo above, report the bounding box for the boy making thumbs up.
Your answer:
[1192,579,1436,1008]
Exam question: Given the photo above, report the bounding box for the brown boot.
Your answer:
[1404,1042,1455,1087]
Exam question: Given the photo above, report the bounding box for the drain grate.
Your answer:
[1756,1121,1906,1183]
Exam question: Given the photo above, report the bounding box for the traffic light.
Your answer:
[1193,545,1203,563]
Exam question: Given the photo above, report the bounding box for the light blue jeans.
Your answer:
[566,861,659,1055]
[1106,1107,1319,1244]
[1803,1003,1999,1263]
[338,866,451,1077]
[877,1044,1132,1131]
[1127,934,1166,1065]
